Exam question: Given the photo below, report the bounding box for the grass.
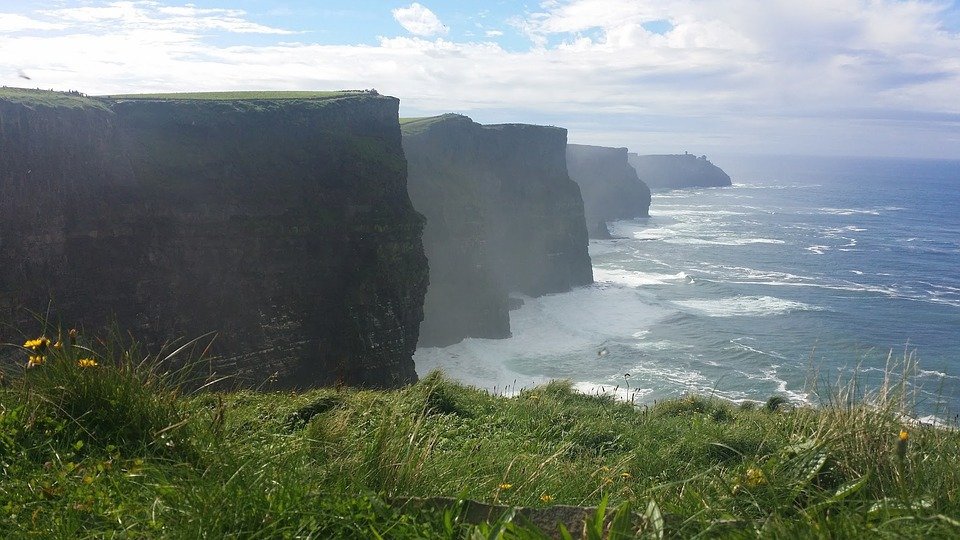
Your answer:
[2,329,959,538]
[400,114,467,134]
[0,87,110,111]
[101,90,371,101]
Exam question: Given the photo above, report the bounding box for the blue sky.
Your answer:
[1,1,959,158]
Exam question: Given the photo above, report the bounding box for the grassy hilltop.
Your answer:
[0,87,378,109]
[2,330,958,538]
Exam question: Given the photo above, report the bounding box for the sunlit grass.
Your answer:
[2,328,958,538]
[102,90,369,100]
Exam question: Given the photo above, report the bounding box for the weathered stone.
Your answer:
[567,144,651,238]
[627,152,732,189]
[403,114,592,347]
[0,89,428,388]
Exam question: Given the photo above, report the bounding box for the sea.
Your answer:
[414,155,960,423]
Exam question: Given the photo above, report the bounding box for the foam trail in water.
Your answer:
[593,268,690,287]
[673,296,822,317]
[414,284,670,392]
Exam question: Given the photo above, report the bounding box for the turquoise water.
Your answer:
[415,156,960,422]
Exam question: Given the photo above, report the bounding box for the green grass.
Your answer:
[2,330,959,538]
[400,114,467,134]
[102,90,370,101]
[0,87,110,111]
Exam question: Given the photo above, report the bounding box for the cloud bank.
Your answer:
[1,0,958,158]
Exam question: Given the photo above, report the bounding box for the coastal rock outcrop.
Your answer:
[627,153,732,189]
[567,144,651,238]
[403,114,593,347]
[0,88,428,388]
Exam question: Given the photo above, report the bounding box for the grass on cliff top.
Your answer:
[0,87,110,111]
[400,114,468,134]
[102,90,372,101]
[2,329,959,538]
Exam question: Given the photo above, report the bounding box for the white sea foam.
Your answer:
[730,337,789,360]
[807,245,829,254]
[414,284,670,391]
[918,369,960,381]
[666,237,786,246]
[673,296,821,317]
[593,268,690,287]
[732,182,821,190]
[817,207,881,216]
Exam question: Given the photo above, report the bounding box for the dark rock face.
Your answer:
[0,90,428,388]
[566,144,651,238]
[403,114,592,347]
[627,153,732,189]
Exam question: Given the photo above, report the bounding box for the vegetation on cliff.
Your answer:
[2,329,957,538]
[103,90,368,100]
[0,87,109,111]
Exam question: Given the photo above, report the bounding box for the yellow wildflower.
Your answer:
[498,483,512,490]
[745,467,766,487]
[540,494,554,503]
[27,356,45,368]
[77,358,98,368]
[897,429,909,460]
[620,472,633,479]
[53,341,62,349]
[24,337,50,351]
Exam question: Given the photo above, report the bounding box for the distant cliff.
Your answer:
[0,88,428,388]
[567,144,651,238]
[403,114,592,347]
[628,153,732,189]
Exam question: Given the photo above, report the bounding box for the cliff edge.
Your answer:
[627,153,732,189]
[0,88,428,388]
[567,144,651,238]
[403,114,592,347]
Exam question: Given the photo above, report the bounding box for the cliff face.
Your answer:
[627,153,732,189]
[0,89,428,388]
[567,144,651,238]
[403,114,592,347]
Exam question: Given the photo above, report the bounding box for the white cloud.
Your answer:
[485,30,504,37]
[34,1,294,34]
[0,13,67,32]
[1,0,959,158]
[392,3,448,37]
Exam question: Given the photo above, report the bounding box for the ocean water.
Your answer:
[415,156,960,421]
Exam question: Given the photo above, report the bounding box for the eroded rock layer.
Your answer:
[403,114,592,347]
[0,89,427,388]
[567,144,651,238]
[627,153,732,189]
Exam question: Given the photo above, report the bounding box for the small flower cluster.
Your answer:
[24,337,51,368]
[745,467,766,487]
[22,330,97,369]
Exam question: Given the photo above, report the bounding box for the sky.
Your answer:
[1,0,959,159]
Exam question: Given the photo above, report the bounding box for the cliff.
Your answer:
[0,88,428,388]
[402,114,592,347]
[566,144,651,238]
[627,153,732,189]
